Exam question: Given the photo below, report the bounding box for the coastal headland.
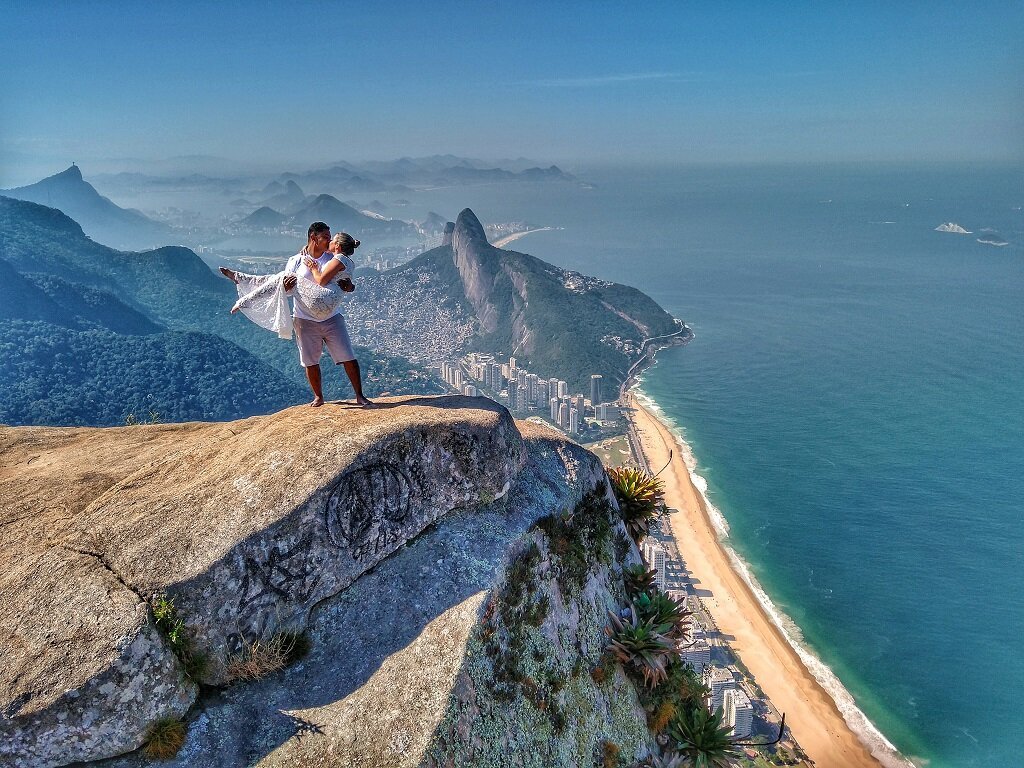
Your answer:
[626,397,887,768]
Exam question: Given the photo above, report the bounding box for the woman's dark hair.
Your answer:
[331,232,360,254]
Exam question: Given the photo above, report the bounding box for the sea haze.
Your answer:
[414,163,1023,768]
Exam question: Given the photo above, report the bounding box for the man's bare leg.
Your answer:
[219,267,238,283]
[304,364,324,407]
[341,360,374,407]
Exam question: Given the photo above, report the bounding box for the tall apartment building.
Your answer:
[558,402,569,428]
[642,540,668,590]
[705,666,737,712]
[722,688,753,738]
[526,373,539,405]
[550,397,560,422]
[557,380,568,398]
[571,394,586,416]
[590,374,603,407]
[508,384,518,410]
[569,407,580,434]
[538,379,549,405]
[462,384,478,397]
[517,384,528,411]
[679,623,711,677]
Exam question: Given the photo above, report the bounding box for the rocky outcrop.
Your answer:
[346,207,680,393]
[450,208,506,335]
[1,396,654,767]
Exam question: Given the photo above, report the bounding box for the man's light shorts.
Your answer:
[294,315,355,367]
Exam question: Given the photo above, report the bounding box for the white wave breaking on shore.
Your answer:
[633,384,915,768]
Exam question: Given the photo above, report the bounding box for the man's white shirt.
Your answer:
[284,250,355,321]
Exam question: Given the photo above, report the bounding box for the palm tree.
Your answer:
[666,706,743,768]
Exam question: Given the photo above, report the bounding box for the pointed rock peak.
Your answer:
[285,180,304,195]
[52,165,84,182]
[454,208,486,244]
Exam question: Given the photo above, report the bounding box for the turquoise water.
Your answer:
[418,165,1024,767]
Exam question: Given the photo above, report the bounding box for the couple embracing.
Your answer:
[221,221,374,408]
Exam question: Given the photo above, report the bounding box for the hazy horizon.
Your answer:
[2,1,1022,187]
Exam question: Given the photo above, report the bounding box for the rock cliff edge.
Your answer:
[1,396,654,767]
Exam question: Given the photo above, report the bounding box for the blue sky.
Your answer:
[1,1,1021,182]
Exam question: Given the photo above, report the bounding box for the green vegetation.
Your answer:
[0,196,441,427]
[124,409,162,426]
[605,608,675,688]
[535,489,616,594]
[607,467,665,543]
[665,705,743,768]
[622,564,658,599]
[142,716,187,760]
[151,594,207,682]
[632,591,691,642]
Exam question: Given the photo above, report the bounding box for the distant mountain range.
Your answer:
[345,208,678,393]
[90,156,580,199]
[0,196,439,426]
[0,165,175,251]
[277,158,576,190]
[238,193,417,238]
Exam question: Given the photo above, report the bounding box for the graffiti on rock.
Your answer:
[325,462,419,562]
[236,528,324,614]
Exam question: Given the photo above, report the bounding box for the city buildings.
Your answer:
[706,666,738,712]
[642,539,669,590]
[723,688,754,738]
[590,374,602,407]
[679,626,712,677]
[439,353,621,438]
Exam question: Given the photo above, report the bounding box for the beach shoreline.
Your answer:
[625,392,907,768]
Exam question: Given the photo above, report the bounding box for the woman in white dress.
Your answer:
[218,234,359,339]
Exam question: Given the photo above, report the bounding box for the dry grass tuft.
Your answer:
[142,716,186,760]
[650,699,677,733]
[224,630,310,683]
[602,739,621,768]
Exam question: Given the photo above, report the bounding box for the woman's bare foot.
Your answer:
[219,267,238,283]
[355,396,375,408]
[310,396,324,407]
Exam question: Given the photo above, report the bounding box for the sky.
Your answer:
[1,1,1022,184]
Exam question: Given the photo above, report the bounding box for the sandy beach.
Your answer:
[627,397,886,768]
[490,227,555,248]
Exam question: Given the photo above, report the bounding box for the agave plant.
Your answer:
[662,655,710,709]
[666,706,743,768]
[606,608,675,688]
[646,752,687,768]
[633,591,691,642]
[623,563,658,598]
[607,467,665,542]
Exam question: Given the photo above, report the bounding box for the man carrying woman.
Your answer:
[221,221,374,408]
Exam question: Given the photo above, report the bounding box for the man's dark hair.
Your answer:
[308,221,330,239]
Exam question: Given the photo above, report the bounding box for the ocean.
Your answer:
[415,164,1024,768]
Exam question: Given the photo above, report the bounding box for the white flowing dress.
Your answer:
[231,271,346,339]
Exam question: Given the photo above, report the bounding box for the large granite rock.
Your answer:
[1,396,654,767]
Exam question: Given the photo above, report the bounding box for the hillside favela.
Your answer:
[1,5,1022,768]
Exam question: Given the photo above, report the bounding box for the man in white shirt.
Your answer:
[284,221,373,408]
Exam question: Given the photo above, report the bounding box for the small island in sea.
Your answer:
[934,222,972,234]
